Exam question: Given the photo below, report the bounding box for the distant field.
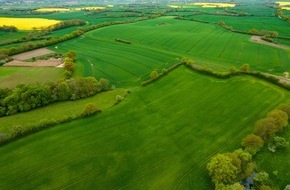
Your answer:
[185,14,290,37]
[193,2,236,8]
[52,16,290,87]
[75,6,106,10]
[0,17,60,30]
[0,67,288,190]
[35,8,71,12]
[0,67,63,88]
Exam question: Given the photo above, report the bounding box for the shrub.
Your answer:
[116,95,124,103]
[81,103,100,117]
[254,172,270,187]
[150,70,159,79]
[240,64,249,72]
[12,126,24,137]
[0,133,7,143]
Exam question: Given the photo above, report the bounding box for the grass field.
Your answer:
[0,67,289,190]
[0,17,60,30]
[0,88,127,135]
[186,14,290,37]
[0,67,63,88]
[51,16,290,87]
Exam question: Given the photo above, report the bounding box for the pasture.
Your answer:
[0,88,127,135]
[0,17,60,30]
[0,67,63,88]
[0,67,289,190]
[53,16,290,87]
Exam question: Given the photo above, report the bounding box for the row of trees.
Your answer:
[0,77,110,116]
[207,103,290,189]
[46,19,86,32]
[64,51,76,79]
[0,25,18,32]
[277,8,290,23]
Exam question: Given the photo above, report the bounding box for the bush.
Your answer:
[254,172,270,187]
[150,70,159,79]
[12,126,24,137]
[81,103,100,117]
[240,64,249,72]
[0,133,7,143]
[116,95,124,103]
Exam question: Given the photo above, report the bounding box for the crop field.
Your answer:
[193,3,236,8]
[0,17,60,30]
[0,67,63,88]
[52,16,290,87]
[35,8,71,12]
[185,15,290,37]
[0,67,289,190]
[0,2,290,189]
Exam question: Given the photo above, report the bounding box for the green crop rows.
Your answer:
[0,67,289,189]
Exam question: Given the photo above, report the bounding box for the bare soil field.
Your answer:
[11,48,55,60]
[250,36,290,50]
[4,58,62,67]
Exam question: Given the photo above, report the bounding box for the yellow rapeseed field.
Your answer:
[35,8,71,12]
[193,3,236,8]
[276,1,290,6]
[0,17,61,30]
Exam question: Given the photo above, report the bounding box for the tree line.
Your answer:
[0,25,18,32]
[0,77,110,116]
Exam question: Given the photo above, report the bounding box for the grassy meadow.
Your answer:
[52,16,290,88]
[0,67,63,88]
[0,88,127,135]
[0,67,289,190]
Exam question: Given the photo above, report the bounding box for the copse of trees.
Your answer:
[0,25,18,32]
[0,77,110,117]
[207,149,255,188]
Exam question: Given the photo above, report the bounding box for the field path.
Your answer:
[11,48,55,60]
[250,36,290,50]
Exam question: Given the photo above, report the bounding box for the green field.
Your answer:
[0,88,127,134]
[0,67,289,190]
[0,67,63,88]
[185,14,290,37]
[52,16,290,87]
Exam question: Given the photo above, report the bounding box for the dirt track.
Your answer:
[11,48,55,61]
[250,36,290,50]
[4,58,62,67]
